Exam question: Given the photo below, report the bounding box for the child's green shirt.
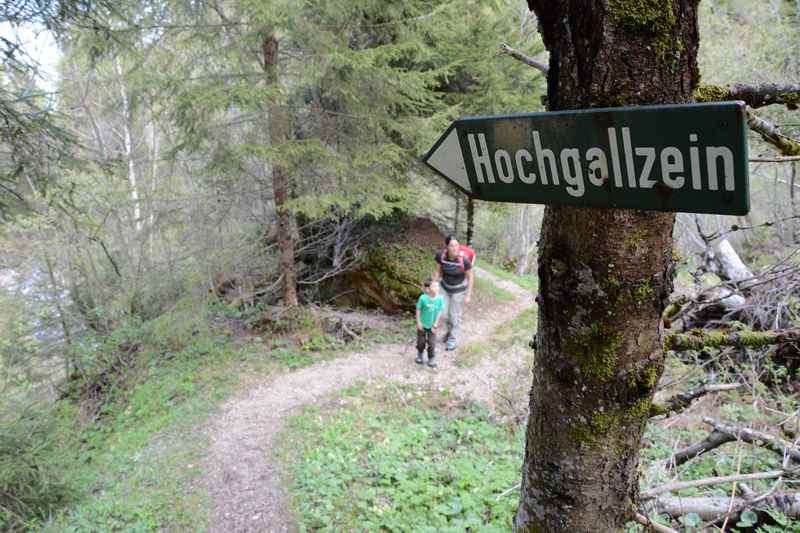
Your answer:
[416,293,444,329]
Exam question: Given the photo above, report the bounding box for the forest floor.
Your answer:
[202,267,535,533]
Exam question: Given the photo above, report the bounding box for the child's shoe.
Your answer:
[427,357,437,368]
[415,352,424,364]
[446,339,457,351]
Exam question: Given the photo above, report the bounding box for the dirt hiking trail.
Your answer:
[204,267,534,532]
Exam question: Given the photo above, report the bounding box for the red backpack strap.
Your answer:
[441,248,466,272]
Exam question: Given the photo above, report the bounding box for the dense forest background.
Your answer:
[1,0,799,531]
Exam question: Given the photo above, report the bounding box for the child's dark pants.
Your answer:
[417,328,437,359]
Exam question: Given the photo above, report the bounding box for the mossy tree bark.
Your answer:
[515,1,699,531]
[466,197,475,246]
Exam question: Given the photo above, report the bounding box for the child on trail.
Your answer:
[416,278,444,368]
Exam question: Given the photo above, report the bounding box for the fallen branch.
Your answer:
[661,297,687,328]
[703,417,800,464]
[499,43,548,74]
[650,492,800,521]
[665,328,800,352]
[650,383,741,418]
[695,83,800,109]
[633,512,679,533]
[746,107,800,156]
[750,155,800,162]
[666,430,736,468]
[641,470,785,500]
[667,417,800,469]
[496,482,520,500]
[716,238,754,282]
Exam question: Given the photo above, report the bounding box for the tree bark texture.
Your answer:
[263,34,298,307]
[466,196,475,246]
[515,2,699,532]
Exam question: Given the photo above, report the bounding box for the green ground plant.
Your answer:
[281,383,524,532]
[6,282,472,531]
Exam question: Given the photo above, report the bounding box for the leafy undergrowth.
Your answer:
[277,265,537,532]
[11,269,523,532]
[280,382,523,532]
[37,327,259,532]
[21,299,416,531]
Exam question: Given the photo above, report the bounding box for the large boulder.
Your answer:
[329,217,444,313]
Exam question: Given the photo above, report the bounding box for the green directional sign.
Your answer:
[423,102,749,215]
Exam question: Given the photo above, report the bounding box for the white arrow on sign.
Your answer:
[423,127,471,194]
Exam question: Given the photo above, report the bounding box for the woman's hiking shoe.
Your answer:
[446,339,457,351]
[415,352,424,364]
[427,358,437,368]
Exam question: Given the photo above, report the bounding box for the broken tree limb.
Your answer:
[751,155,800,162]
[499,43,548,74]
[703,417,800,464]
[649,492,800,521]
[665,328,800,352]
[666,430,736,468]
[661,296,687,328]
[650,383,742,418]
[716,239,754,283]
[633,512,680,533]
[710,215,800,241]
[695,83,800,109]
[641,470,785,500]
[666,417,800,468]
[746,107,800,156]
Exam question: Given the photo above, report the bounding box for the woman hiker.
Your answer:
[434,237,474,351]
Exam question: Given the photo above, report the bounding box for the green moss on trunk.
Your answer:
[564,322,623,381]
[694,84,733,102]
[608,0,676,57]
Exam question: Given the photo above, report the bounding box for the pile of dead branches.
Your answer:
[636,383,800,531]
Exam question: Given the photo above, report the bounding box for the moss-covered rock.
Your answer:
[327,217,444,313]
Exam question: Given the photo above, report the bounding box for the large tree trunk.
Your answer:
[466,196,475,246]
[515,2,699,532]
[263,34,298,307]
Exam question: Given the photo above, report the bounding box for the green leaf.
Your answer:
[737,509,758,528]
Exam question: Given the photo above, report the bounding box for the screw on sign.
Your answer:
[423,101,749,215]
